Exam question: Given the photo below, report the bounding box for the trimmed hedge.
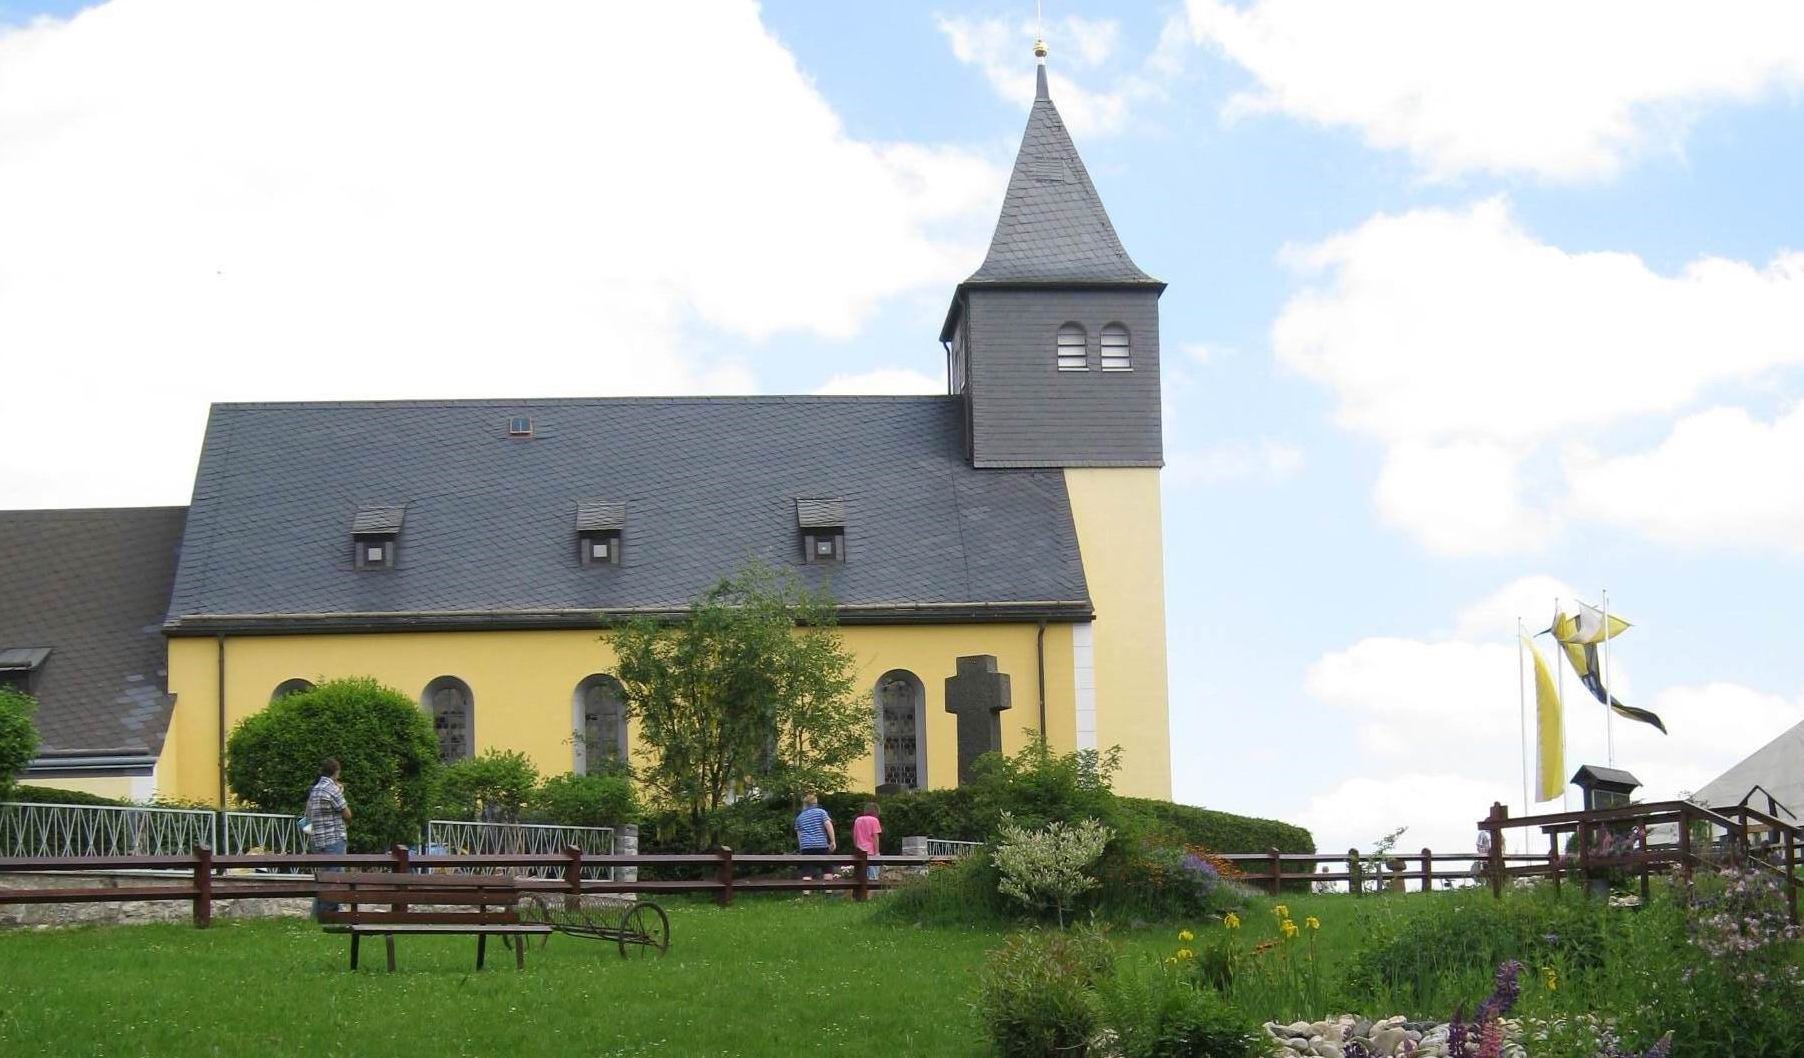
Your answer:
[1116,797,1315,855]
[5,783,130,807]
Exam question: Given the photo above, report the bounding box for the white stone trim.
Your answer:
[1073,621,1097,751]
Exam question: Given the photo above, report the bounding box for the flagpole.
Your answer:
[1518,617,1531,851]
[1602,589,1615,766]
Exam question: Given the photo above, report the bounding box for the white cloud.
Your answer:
[1166,438,1303,487]
[1274,198,1804,553]
[936,14,1185,137]
[1452,575,1578,641]
[1297,576,1804,853]
[811,368,943,396]
[1185,0,1804,181]
[1566,403,1804,551]
[0,1,1001,508]
[1373,441,1554,556]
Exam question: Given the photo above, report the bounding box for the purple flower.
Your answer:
[1476,960,1523,1022]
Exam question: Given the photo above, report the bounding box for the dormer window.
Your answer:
[507,416,534,438]
[1100,323,1131,371]
[796,497,846,564]
[1056,323,1087,371]
[0,647,50,696]
[352,505,405,570]
[576,501,625,567]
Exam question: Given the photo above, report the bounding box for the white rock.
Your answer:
[1371,1026,1406,1056]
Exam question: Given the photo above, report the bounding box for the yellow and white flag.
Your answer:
[1523,634,1565,802]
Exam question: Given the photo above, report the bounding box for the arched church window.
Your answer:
[1100,323,1131,371]
[270,678,315,702]
[874,669,925,790]
[1056,323,1088,371]
[421,676,474,762]
[573,674,629,774]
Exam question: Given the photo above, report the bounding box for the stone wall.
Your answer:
[0,871,311,928]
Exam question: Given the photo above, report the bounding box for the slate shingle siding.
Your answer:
[166,396,1091,629]
[964,72,1154,286]
[0,507,185,755]
[965,288,1163,468]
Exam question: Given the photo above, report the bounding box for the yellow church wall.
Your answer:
[1063,467,1174,800]
[163,622,1077,805]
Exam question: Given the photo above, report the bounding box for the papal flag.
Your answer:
[1552,606,1667,734]
[1523,634,1565,802]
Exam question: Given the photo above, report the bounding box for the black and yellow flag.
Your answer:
[1552,605,1666,734]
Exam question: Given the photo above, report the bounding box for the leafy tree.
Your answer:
[225,677,439,852]
[432,749,540,822]
[0,687,39,796]
[609,562,868,844]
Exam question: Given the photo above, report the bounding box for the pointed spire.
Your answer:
[962,40,1155,287]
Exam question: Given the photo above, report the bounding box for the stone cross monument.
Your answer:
[944,655,1012,785]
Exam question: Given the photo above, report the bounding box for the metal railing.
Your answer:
[0,801,215,861]
[425,820,616,880]
[924,838,983,859]
[220,811,309,859]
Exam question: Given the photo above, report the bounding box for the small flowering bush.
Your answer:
[1094,956,1263,1058]
[974,926,1114,1057]
[991,814,1112,927]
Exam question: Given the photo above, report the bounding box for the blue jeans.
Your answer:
[311,838,347,920]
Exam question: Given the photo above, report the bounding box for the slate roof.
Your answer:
[165,396,1092,632]
[963,66,1157,288]
[0,507,185,758]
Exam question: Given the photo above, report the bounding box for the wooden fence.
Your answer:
[3,799,1798,930]
[0,846,939,929]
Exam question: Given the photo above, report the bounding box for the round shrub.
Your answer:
[976,926,1115,1057]
[432,749,539,822]
[0,687,39,795]
[529,771,638,829]
[225,677,439,852]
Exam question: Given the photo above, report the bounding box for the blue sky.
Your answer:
[3,1,1802,851]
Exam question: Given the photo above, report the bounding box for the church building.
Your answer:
[1,52,1173,805]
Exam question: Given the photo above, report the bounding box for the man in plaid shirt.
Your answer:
[307,758,351,919]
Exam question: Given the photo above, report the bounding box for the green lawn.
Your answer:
[0,888,1501,1057]
[0,896,1175,1058]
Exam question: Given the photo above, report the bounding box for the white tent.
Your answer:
[1693,718,1804,828]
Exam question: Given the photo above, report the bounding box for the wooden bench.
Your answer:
[316,871,553,971]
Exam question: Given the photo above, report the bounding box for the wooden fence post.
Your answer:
[715,846,734,907]
[853,847,870,903]
[1267,847,1281,897]
[1549,837,1561,897]
[564,844,583,912]
[192,845,213,928]
[1347,847,1363,896]
[1486,802,1507,900]
[1637,825,1650,903]
[1576,819,1592,899]
[1785,826,1798,928]
[1677,805,1696,910]
[391,844,411,915]
[1420,848,1434,893]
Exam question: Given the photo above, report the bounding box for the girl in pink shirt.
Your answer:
[852,802,882,881]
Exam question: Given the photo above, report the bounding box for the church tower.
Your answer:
[940,44,1164,468]
[941,41,1171,799]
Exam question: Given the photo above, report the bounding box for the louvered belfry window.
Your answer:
[1056,323,1087,371]
[1100,323,1131,371]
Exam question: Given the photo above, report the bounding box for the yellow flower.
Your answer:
[1177,929,1195,943]
[1542,966,1558,992]
[1272,904,1289,919]
[1164,955,1178,967]
[1305,916,1321,931]
[1223,912,1241,930]
[1175,948,1194,961]
[1280,919,1299,939]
